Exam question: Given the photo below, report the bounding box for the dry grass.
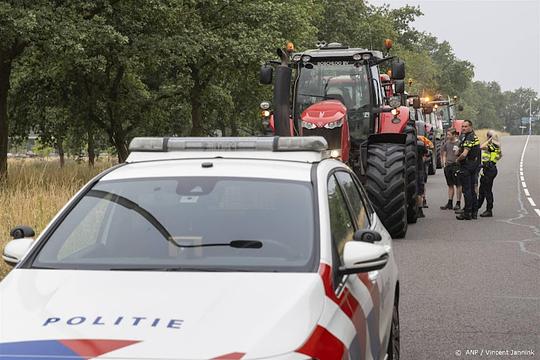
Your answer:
[0,159,111,280]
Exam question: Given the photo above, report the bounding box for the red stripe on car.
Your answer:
[58,339,140,358]
[211,352,245,359]
[297,325,346,360]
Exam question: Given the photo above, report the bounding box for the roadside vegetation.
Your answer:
[2,1,538,181]
[0,160,110,279]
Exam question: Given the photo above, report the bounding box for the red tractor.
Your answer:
[259,42,418,238]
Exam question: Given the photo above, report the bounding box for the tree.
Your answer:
[0,1,43,179]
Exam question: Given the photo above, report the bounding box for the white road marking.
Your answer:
[521,176,525,181]
[522,182,527,188]
[535,209,540,217]
[524,189,530,196]
[527,197,537,207]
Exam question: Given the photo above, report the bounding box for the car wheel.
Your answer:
[387,302,400,360]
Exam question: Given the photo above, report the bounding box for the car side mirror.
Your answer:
[10,225,35,239]
[391,61,405,80]
[401,94,408,106]
[339,241,389,275]
[3,225,35,267]
[393,79,405,94]
[353,229,382,243]
[259,65,273,85]
[3,238,34,267]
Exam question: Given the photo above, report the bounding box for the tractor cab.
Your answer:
[260,42,406,161]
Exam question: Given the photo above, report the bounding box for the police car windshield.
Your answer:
[32,177,317,272]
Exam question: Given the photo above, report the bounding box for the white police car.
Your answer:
[1,137,399,360]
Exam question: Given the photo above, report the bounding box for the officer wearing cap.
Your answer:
[455,120,481,220]
[477,130,502,217]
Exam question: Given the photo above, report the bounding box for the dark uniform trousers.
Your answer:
[478,165,498,211]
[459,166,478,215]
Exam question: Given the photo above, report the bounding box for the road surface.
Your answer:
[396,135,540,359]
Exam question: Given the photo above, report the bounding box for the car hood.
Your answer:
[0,270,325,359]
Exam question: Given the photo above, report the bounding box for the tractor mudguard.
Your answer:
[368,133,407,145]
[378,106,410,134]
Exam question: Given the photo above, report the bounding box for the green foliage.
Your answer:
[1,0,537,175]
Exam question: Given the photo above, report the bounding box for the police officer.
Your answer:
[478,130,502,217]
[455,120,481,220]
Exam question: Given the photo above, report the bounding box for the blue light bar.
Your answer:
[129,137,328,153]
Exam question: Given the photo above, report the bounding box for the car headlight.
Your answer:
[301,121,317,130]
[324,118,344,129]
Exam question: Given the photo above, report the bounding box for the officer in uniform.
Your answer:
[455,120,481,220]
[478,130,502,217]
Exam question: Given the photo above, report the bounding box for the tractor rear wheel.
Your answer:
[404,126,418,224]
[366,143,408,238]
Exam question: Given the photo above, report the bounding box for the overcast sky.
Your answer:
[368,0,540,93]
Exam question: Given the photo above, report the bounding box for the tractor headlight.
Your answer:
[330,149,342,158]
[301,121,317,130]
[388,96,401,109]
[324,118,344,129]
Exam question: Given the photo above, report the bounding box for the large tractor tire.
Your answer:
[427,148,436,175]
[366,143,408,239]
[436,139,442,169]
[404,125,418,224]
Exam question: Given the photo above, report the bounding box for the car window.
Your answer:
[327,175,354,274]
[33,177,317,272]
[334,171,370,229]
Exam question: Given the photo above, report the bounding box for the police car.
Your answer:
[1,137,399,360]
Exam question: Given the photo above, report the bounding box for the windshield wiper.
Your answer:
[297,93,327,98]
[174,240,262,249]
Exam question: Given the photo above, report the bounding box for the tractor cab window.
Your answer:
[440,108,451,128]
[409,108,417,121]
[294,62,370,117]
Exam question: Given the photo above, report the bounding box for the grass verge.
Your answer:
[0,159,111,280]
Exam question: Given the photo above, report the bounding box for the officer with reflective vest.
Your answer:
[455,120,481,220]
[477,130,502,217]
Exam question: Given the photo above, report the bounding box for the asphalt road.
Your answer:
[395,135,540,360]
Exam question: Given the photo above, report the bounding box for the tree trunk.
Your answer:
[87,121,95,167]
[115,140,128,163]
[230,117,238,136]
[107,127,128,163]
[190,66,204,136]
[0,53,12,181]
[57,140,65,168]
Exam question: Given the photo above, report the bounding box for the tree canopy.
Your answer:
[1,0,537,178]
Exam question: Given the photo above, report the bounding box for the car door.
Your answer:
[333,170,391,360]
[327,171,383,360]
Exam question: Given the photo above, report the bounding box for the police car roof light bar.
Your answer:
[129,136,328,153]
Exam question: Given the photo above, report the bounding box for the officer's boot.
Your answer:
[453,201,461,210]
[456,212,472,220]
[472,211,478,220]
[480,209,493,217]
[440,200,453,210]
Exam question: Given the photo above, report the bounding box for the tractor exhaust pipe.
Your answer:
[273,48,292,136]
[273,65,292,136]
